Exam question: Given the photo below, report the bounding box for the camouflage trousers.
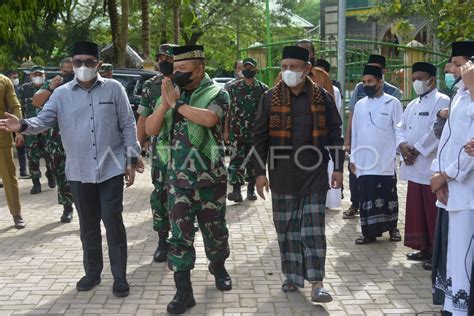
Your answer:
[228,140,255,185]
[46,129,73,206]
[167,182,230,272]
[25,133,53,180]
[150,157,169,233]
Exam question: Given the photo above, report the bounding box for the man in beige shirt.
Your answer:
[0,73,25,229]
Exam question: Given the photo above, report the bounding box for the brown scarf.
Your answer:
[269,78,328,147]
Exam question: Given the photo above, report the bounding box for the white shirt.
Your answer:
[350,93,403,177]
[333,85,343,118]
[432,82,474,211]
[396,89,450,185]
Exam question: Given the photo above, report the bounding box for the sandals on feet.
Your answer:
[389,229,402,242]
[311,287,333,303]
[423,260,433,270]
[281,279,297,293]
[342,207,359,219]
[406,251,430,261]
[355,236,376,245]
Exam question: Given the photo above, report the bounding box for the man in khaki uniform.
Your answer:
[0,74,25,229]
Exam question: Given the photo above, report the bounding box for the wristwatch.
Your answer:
[19,119,29,133]
[175,100,186,112]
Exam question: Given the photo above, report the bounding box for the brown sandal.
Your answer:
[355,236,376,245]
[343,207,359,219]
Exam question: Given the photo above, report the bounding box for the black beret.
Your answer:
[363,65,382,79]
[451,41,474,58]
[368,54,386,67]
[412,62,437,76]
[282,46,309,62]
[72,41,99,59]
[315,59,331,72]
[173,45,205,61]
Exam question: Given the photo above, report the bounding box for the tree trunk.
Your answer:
[141,0,150,58]
[107,0,121,65]
[117,0,129,67]
[173,0,180,44]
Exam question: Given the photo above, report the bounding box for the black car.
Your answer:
[18,67,158,117]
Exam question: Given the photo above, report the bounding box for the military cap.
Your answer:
[173,45,205,61]
[30,65,44,73]
[243,57,257,67]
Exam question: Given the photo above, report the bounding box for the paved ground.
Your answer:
[0,160,439,316]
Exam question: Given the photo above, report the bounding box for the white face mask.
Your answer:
[12,78,19,86]
[282,70,305,87]
[32,76,44,86]
[74,66,98,82]
[412,79,431,96]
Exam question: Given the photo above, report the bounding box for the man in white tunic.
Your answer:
[396,62,450,269]
[430,40,474,316]
[350,65,403,244]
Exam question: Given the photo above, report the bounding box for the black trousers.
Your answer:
[16,144,27,174]
[69,175,127,280]
[348,163,359,208]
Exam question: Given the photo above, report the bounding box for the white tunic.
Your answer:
[432,82,474,211]
[333,85,343,118]
[350,93,403,177]
[396,89,450,185]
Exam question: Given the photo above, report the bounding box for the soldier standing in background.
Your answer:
[99,64,113,79]
[136,43,176,263]
[17,65,55,194]
[32,58,75,223]
[225,57,268,202]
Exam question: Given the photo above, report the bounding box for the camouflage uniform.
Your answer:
[137,73,169,232]
[226,78,268,185]
[17,82,53,180]
[166,76,230,272]
[40,79,73,207]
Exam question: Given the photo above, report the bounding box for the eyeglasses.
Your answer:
[72,59,99,68]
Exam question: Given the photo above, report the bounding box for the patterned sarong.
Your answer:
[358,175,399,238]
[271,191,327,287]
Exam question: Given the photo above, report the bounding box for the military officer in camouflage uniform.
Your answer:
[146,45,232,314]
[136,43,176,263]
[225,57,268,202]
[32,58,75,223]
[17,65,55,194]
[99,63,113,78]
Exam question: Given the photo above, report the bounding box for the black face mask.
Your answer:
[242,69,256,79]
[173,71,194,88]
[363,84,378,98]
[309,57,316,67]
[61,72,75,84]
[159,61,174,76]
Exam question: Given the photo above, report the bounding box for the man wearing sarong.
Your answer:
[350,65,403,245]
[396,62,450,270]
[253,46,344,303]
[430,40,474,316]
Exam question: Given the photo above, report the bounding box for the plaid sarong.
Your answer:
[271,191,327,287]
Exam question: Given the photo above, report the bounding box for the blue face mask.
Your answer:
[444,73,456,89]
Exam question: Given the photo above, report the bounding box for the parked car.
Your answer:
[212,77,235,89]
[19,67,158,118]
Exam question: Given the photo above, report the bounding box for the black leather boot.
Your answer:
[167,271,196,314]
[60,204,74,223]
[30,178,41,194]
[46,170,56,189]
[208,262,232,291]
[153,231,170,262]
[227,184,243,202]
[247,182,257,201]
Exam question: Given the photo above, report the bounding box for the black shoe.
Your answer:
[13,215,26,229]
[30,178,41,194]
[153,231,169,262]
[19,172,30,179]
[46,173,56,189]
[227,185,243,202]
[112,279,130,297]
[0,182,3,188]
[247,190,257,201]
[208,262,232,291]
[167,271,196,314]
[60,205,74,223]
[76,276,101,291]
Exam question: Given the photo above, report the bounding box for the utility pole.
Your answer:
[337,0,346,125]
